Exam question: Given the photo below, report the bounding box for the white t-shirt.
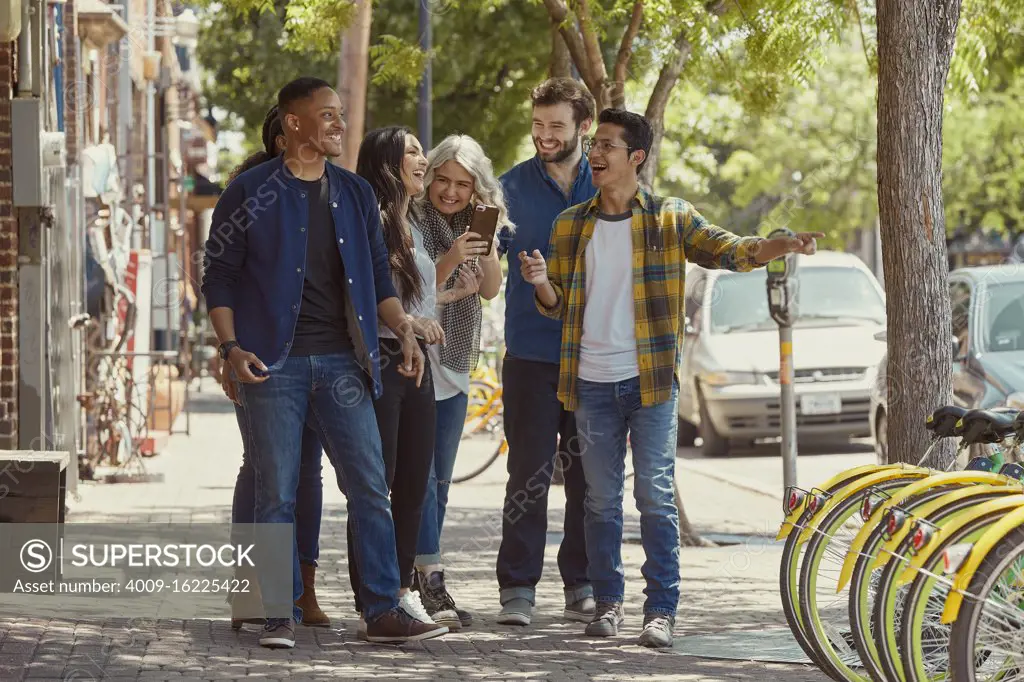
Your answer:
[578,212,640,383]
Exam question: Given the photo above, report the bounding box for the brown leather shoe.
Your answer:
[295,562,331,627]
[365,608,448,643]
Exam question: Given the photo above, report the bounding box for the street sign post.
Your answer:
[766,228,800,491]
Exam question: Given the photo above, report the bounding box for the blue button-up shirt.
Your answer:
[201,156,397,398]
[498,154,597,365]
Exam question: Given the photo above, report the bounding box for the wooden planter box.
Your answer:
[0,452,69,523]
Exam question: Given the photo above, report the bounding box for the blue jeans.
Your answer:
[238,352,401,622]
[232,404,323,565]
[415,391,469,565]
[574,376,680,617]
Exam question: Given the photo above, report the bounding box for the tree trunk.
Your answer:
[639,29,691,190]
[675,477,715,547]
[876,0,962,465]
[336,0,372,171]
[550,27,573,78]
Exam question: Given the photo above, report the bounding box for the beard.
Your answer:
[534,128,580,164]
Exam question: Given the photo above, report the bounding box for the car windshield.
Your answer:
[708,266,886,334]
[982,281,1024,352]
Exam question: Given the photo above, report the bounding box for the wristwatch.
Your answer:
[218,340,240,361]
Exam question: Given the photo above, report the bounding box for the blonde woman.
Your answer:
[412,134,512,628]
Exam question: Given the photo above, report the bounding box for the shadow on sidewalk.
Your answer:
[0,501,829,680]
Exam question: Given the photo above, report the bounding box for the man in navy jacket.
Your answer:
[202,77,447,647]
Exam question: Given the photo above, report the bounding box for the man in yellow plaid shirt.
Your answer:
[519,108,823,648]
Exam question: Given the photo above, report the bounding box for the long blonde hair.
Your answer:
[419,134,515,233]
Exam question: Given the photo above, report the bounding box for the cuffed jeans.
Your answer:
[496,354,590,606]
[415,391,469,566]
[232,404,323,565]
[574,375,680,617]
[238,352,401,622]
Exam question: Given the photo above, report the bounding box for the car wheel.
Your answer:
[677,417,698,447]
[698,388,730,458]
[874,407,887,465]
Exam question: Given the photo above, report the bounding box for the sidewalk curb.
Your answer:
[676,458,783,500]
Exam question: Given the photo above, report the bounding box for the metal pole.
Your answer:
[145,0,156,251]
[417,1,432,150]
[779,324,797,490]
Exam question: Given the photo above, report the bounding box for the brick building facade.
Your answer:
[0,41,18,450]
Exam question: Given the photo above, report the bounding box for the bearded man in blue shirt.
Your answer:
[494,77,597,626]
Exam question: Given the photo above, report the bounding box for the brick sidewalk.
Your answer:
[0,382,827,681]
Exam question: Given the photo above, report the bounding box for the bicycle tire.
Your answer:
[799,476,925,681]
[452,439,506,484]
[898,511,1014,682]
[780,468,894,670]
[846,486,966,682]
[948,524,1024,682]
[857,487,1023,682]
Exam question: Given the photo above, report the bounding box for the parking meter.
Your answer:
[766,228,799,326]
[765,227,800,490]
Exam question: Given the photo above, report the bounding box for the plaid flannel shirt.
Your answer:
[536,186,766,411]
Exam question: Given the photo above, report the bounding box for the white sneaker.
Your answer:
[399,591,435,624]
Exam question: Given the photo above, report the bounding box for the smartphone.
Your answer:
[249,364,270,378]
[469,204,500,256]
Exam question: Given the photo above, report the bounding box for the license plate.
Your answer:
[800,393,842,415]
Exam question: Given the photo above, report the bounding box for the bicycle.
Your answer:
[780,405,1024,682]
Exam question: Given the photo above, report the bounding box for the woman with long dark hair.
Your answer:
[223,105,331,629]
[348,126,480,636]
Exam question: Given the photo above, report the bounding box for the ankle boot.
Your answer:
[295,562,331,627]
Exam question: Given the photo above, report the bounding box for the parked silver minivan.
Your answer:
[677,251,887,457]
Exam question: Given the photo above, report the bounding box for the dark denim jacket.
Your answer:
[201,156,397,398]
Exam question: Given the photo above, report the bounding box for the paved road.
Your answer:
[0,380,854,681]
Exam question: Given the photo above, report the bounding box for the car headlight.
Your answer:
[702,371,762,387]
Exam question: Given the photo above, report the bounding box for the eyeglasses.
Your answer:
[584,136,631,155]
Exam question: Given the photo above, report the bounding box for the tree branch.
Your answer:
[550,26,573,77]
[611,0,644,108]
[573,0,609,87]
[639,0,728,187]
[542,0,600,94]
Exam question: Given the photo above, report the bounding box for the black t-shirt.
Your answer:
[289,175,353,356]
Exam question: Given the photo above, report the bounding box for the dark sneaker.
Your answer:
[564,594,596,623]
[259,618,296,649]
[638,613,675,648]
[496,597,532,626]
[365,607,449,643]
[585,602,625,637]
[415,569,469,629]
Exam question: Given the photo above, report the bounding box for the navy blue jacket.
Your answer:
[201,156,398,398]
[498,154,597,365]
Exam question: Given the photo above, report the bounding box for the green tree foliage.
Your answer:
[657,35,877,245]
[656,26,1024,244]
[362,1,551,173]
[198,0,550,174]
